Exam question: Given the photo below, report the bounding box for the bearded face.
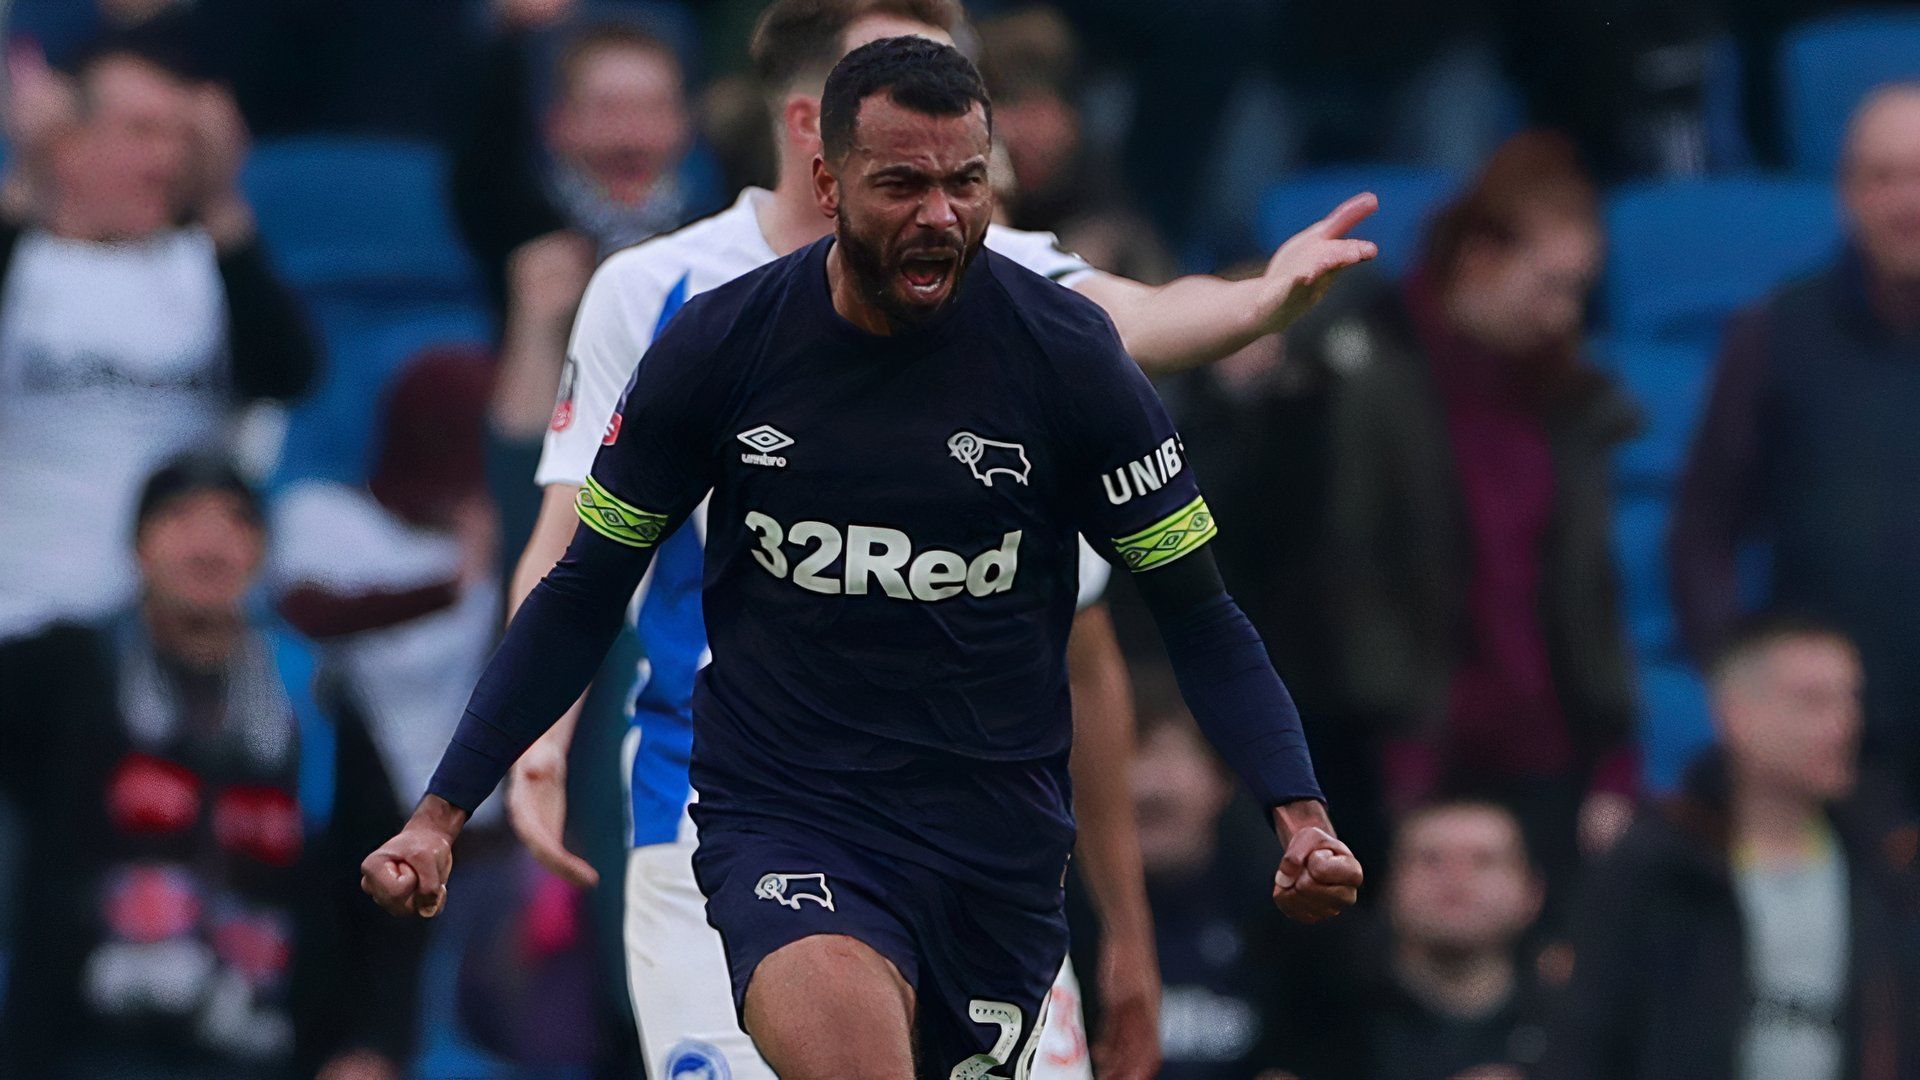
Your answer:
[819,94,993,331]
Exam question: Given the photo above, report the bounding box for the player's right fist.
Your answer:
[361,795,468,918]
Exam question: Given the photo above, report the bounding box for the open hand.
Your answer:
[1259,192,1379,335]
[507,734,599,887]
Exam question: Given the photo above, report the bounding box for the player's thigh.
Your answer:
[689,820,924,1075]
[1029,956,1092,1080]
[914,887,1070,1080]
[743,932,917,1080]
[623,842,776,1080]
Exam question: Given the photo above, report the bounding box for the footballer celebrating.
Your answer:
[365,37,1361,1079]
[501,2,1375,1077]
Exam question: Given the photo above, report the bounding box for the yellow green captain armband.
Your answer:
[1111,495,1219,572]
[575,477,670,549]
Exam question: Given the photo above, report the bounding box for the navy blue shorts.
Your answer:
[691,816,1069,1078]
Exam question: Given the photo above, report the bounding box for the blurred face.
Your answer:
[136,492,264,613]
[549,44,690,202]
[1716,636,1863,803]
[1842,90,1920,283]
[816,94,993,328]
[61,56,196,236]
[1447,205,1602,357]
[1388,806,1541,954]
[1133,722,1232,879]
[995,91,1079,197]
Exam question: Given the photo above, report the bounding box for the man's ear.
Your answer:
[812,155,838,219]
[783,94,821,156]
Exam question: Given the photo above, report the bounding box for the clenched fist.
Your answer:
[361,795,468,918]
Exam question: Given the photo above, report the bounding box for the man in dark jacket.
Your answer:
[0,455,420,1080]
[1540,615,1920,1080]
[1303,132,1639,910]
[1670,84,1920,804]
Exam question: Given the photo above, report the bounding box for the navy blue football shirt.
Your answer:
[575,235,1216,900]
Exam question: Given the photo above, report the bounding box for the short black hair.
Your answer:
[134,452,264,539]
[819,35,990,164]
[1708,610,1857,686]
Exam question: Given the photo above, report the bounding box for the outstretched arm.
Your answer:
[1070,193,1378,374]
[1132,544,1362,923]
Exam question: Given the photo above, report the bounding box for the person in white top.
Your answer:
[500,3,1378,1078]
[0,45,316,641]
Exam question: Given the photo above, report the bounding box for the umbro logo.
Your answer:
[738,424,793,468]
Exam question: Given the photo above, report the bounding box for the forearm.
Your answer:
[1074,272,1271,375]
[220,235,319,401]
[428,523,649,811]
[1137,552,1321,812]
[492,309,573,441]
[1065,605,1152,940]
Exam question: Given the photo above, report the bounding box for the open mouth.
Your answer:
[899,249,958,300]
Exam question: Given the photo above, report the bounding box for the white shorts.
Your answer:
[623,841,1093,1079]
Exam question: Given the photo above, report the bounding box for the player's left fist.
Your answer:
[1270,802,1363,924]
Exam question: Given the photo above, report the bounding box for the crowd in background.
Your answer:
[1,0,1919,1078]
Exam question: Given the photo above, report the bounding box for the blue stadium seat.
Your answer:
[1614,491,1679,658]
[1639,662,1713,795]
[1605,341,1718,490]
[244,137,480,302]
[274,303,494,488]
[1780,10,1920,177]
[1256,166,1463,278]
[1604,176,1839,347]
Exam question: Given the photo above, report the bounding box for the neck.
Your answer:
[143,594,246,672]
[759,150,834,256]
[1730,774,1825,860]
[46,197,115,242]
[1394,939,1515,1021]
[825,241,893,336]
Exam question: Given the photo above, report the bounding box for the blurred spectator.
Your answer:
[1273,800,1549,1080]
[1368,800,1548,1079]
[1671,84,1920,804]
[1539,615,1920,1080]
[0,454,420,1080]
[450,13,711,556]
[977,6,1173,283]
[270,348,501,826]
[1307,132,1639,908]
[0,42,317,642]
[451,14,705,317]
[1130,673,1283,1079]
